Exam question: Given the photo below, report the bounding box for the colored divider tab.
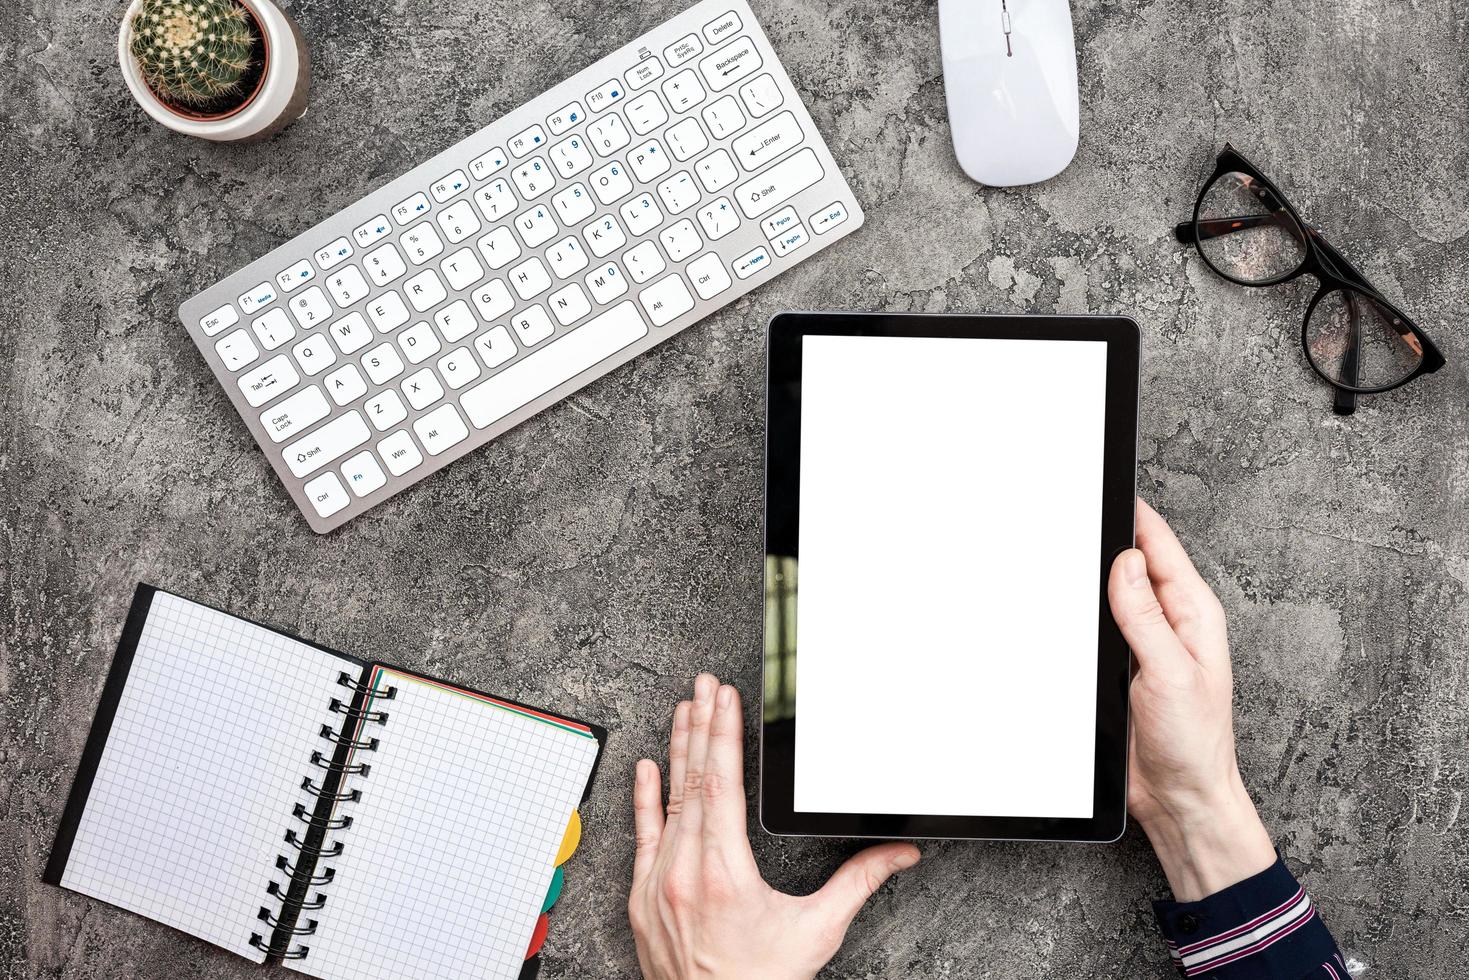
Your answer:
[541,865,565,913]
[517,955,541,980]
[555,809,582,865]
[524,912,550,959]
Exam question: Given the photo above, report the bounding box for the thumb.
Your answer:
[810,843,920,935]
[1108,548,1192,675]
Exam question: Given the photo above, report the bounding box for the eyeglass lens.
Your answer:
[1196,172,1308,284]
[1305,288,1425,390]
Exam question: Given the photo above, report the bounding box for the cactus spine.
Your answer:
[129,0,257,109]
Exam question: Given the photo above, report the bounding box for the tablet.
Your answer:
[760,312,1138,842]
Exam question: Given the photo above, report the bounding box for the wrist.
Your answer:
[1138,771,1277,903]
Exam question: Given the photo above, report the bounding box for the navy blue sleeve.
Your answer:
[1153,855,1348,979]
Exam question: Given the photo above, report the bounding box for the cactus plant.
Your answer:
[129,0,258,109]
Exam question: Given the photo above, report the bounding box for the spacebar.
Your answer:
[460,301,649,429]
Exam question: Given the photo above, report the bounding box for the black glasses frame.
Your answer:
[1176,144,1444,415]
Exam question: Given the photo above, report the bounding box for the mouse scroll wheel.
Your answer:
[1001,6,1014,56]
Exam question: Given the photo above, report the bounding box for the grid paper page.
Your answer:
[60,592,352,961]
[296,669,600,980]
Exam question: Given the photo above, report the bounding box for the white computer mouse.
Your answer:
[938,0,1080,186]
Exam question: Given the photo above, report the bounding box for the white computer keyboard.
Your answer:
[178,0,862,533]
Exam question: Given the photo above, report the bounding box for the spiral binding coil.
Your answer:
[255,672,389,961]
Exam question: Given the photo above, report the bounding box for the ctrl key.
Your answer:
[303,472,349,518]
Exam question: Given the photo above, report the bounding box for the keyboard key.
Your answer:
[511,305,556,346]
[686,252,732,299]
[474,325,517,369]
[702,96,745,139]
[473,178,517,221]
[327,311,373,354]
[216,329,259,370]
[639,273,695,326]
[511,156,556,200]
[341,450,386,497]
[353,215,393,248]
[404,269,447,312]
[284,410,369,478]
[472,279,515,322]
[402,367,444,410]
[434,299,478,342]
[200,303,239,337]
[304,472,350,517]
[734,110,803,170]
[552,182,595,225]
[251,308,297,350]
[238,354,300,407]
[315,238,354,270]
[513,205,558,248]
[546,236,589,278]
[366,292,410,332]
[656,170,700,213]
[392,192,432,225]
[400,223,445,265]
[509,124,547,157]
[276,259,315,294]
[698,35,762,91]
[287,285,332,328]
[547,101,584,134]
[440,248,486,290]
[620,194,663,236]
[461,301,648,429]
[696,196,740,240]
[735,147,824,218]
[292,333,337,376]
[469,147,507,180]
[586,262,628,304]
[664,33,703,67]
[550,135,594,178]
[626,57,664,91]
[413,404,470,455]
[365,389,408,431]
[761,206,800,239]
[548,283,592,325]
[628,139,671,182]
[430,169,470,202]
[662,69,706,113]
[326,266,371,308]
[583,213,627,256]
[324,364,368,406]
[437,346,481,390]
[703,10,742,44]
[695,149,739,192]
[771,223,809,256]
[398,321,442,364]
[509,257,553,300]
[476,226,522,270]
[625,240,665,283]
[738,73,783,117]
[732,244,771,279]
[364,243,407,286]
[590,161,633,205]
[363,342,405,384]
[586,79,625,113]
[436,200,481,243]
[665,118,708,160]
[625,91,668,135]
[587,114,631,156]
[238,282,277,316]
[810,200,850,234]
[262,385,331,443]
[377,429,423,476]
[659,219,701,262]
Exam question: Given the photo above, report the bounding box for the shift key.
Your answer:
[284,410,369,477]
[735,147,824,218]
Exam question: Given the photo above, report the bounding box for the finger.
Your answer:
[1134,499,1229,664]
[631,759,664,892]
[1108,548,1193,678]
[664,701,692,826]
[701,684,751,846]
[809,843,920,936]
[677,673,720,841]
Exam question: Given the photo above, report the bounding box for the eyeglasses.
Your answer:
[1175,145,1444,415]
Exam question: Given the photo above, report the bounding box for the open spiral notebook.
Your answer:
[45,585,605,980]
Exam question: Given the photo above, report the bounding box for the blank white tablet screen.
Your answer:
[793,334,1109,818]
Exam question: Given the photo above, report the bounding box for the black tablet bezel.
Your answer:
[759,312,1138,842]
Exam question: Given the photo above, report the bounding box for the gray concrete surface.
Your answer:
[4,0,1468,976]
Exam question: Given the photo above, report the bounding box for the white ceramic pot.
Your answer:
[118,0,311,142]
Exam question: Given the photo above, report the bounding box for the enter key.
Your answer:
[733,111,804,171]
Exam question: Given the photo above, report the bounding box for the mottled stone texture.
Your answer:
[3,0,1467,976]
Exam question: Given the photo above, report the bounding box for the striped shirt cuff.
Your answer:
[1153,855,1342,978]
